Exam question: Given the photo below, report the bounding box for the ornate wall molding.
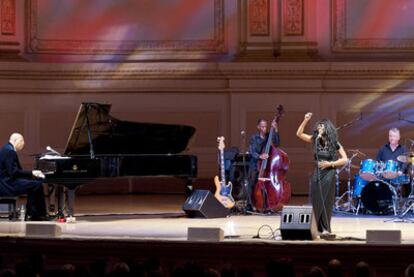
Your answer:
[26,0,225,55]
[248,0,270,36]
[332,0,414,52]
[283,0,304,36]
[1,0,15,35]
[1,62,414,84]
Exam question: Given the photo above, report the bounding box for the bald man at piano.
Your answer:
[0,133,48,221]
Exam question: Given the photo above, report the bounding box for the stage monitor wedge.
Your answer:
[182,189,229,218]
[26,223,62,237]
[187,227,224,241]
[366,230,401,244]
[280,205,317,240]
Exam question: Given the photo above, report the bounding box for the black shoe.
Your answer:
[48,211,65,219]
[26,215,53,221]
[245,205,257,213]
[56,211,65,219]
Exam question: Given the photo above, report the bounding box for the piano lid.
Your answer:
[64,103,196,156]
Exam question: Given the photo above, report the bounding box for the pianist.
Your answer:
[0,133,47,220]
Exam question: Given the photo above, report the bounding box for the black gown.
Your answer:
[311,138,340,233]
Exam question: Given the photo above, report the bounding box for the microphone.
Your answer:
[408,139,414,145]
[46,146,61,156]
[314,130,322,139]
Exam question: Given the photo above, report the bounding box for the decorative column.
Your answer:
[236,0,276,61]
[277,0,320,61]
[0,0,23,60]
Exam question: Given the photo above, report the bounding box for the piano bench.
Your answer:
[0,196,19,220]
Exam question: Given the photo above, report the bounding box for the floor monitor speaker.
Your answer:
[182,189,229,218]
[280,205,317,240]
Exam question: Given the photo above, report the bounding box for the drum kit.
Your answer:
[335,150,414,218]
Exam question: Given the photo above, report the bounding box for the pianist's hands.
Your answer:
[32,170,45,179]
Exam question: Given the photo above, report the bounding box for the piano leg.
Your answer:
[48,184,56,214]
[57,185,65,216]
[67,189,76,217]
[48,184,64,217]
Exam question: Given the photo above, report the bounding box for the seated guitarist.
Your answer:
[247,119,280,211]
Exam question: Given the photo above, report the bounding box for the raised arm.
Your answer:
[296,112,313,143]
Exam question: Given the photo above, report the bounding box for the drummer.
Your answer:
[376,127,407,175]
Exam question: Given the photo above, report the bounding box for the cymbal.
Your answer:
[397,154,414,163]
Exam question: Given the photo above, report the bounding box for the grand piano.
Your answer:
[35,102,197,216]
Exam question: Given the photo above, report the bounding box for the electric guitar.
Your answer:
[214,136,235,209]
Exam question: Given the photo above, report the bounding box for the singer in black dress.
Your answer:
[296,113,348,235]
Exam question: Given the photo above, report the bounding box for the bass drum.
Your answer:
[361,181,394,214]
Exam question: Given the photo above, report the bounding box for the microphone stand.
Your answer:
[332,114,361,208]
[398,113,414,125]
[336,113,362,131]
[314,136,332,235]
[240,132,252,213]
[334,152,358,213]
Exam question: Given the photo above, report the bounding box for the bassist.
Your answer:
[248,119,280,211]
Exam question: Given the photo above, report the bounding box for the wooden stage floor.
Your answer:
[1,194,414,276]
[1,194,414,243]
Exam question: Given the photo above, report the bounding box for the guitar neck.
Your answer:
[220,148,226,185]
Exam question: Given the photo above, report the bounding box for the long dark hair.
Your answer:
[312,119,338,156]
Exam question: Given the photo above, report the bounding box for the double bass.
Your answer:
[253,105,291,212]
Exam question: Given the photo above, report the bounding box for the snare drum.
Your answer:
[359,159,379,181]
[382,160,399,179]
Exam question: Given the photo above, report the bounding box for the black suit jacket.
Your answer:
[0,143,32,185]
